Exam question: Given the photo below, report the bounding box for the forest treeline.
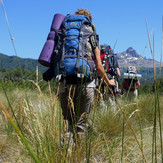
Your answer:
[0,68,163,94]
[0,68,53,91]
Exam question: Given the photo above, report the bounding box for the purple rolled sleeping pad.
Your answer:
[38,14,65,67]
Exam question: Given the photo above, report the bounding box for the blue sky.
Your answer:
[0,0,163,62]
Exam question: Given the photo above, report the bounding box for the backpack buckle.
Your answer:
[54,49,58,54]
[55,74,62,82]
[77,73,85,78]
[77,66,84,78]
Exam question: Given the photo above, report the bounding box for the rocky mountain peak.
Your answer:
[126,47,140,58]
[116,47,160,68]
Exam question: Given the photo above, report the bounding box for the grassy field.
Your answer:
[0,84,163,163]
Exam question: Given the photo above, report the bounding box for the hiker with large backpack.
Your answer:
[121,66,141,100]
[39,9,115,142]
[97,45,121,107]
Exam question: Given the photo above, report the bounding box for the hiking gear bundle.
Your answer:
[124,66,142,80]
[124,72,142,79]
[100,45,117,76]
[53,14,98,83]
[38,14,65,67]
[123,66,141,90]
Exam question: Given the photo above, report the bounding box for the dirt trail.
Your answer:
[0,135,30,163]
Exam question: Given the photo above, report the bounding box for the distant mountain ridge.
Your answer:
[0,47,162,72]
[116,47,161,68]
[0,53,47,73]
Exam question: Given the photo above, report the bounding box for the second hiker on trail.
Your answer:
[97,45,121,107]
[121,66,141,101]
[40,8,116,141]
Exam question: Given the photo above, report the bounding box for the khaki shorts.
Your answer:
[59,85,94,132]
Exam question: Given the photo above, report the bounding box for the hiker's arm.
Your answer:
[115,58,121,78]
[94,47,115,86]
[137,80,140,87]
[116,67,121,78]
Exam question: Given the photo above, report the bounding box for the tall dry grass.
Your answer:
[0,83,163,162]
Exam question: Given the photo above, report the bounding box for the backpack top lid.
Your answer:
[100,45,113,56]
[101,45,110,53]
[64,14,91,25]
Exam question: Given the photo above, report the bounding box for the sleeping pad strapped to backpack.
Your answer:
[51,14,98,84]
[38,14,65,67]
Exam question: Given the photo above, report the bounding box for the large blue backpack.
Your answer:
[53,14,98,83]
